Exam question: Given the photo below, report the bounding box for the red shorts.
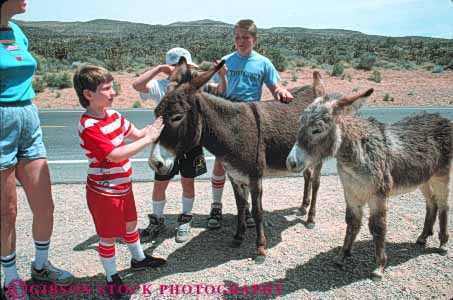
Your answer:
[86,186,137,238]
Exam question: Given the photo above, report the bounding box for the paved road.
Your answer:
[39,107,453,183]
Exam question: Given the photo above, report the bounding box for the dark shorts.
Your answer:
[155,145,207,181]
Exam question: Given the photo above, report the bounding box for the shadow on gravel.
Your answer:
[222,241,441,299]
[67,207,306,299]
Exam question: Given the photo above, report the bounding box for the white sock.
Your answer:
[34,240,50,270]
[211,174,226,204]
[1,252,20,287]
[152,200,166,218]
[98,240,117,282]
[123,229,146,262]
[182,196,194,214]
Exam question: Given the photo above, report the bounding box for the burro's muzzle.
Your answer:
[286,143,310,173]
[148,143,176,175]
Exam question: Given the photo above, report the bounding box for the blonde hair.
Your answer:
[234,19,257,38]
[73,65,113,108]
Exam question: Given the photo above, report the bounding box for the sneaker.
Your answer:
[131,254,166,270]
[245,208,255,228]
[175,213,193,243]
[141,214,165,240]
[31,261,73,285]
[207,203,222,229]
[106,273,127,300]
[3,280,29,300]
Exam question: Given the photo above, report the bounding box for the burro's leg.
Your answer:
[306,163,322,229]
[229,176,249,248]
[368,197,388,280]
[336,198,364,268]
[431,174,451,253]
[301,167,312,216]
[417,182,437,246]
[249,177,266,257]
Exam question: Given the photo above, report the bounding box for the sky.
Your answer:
[17,0,453,39]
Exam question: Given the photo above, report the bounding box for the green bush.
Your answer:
[267,48,288,72]
[431,65,444,73]
[32,77,45,93]
[383,93,394,102]
[44,72,72,89]
[291,69,298,82]
[113,80,121,95]
[132,100,142,108]
[368,70,382,83]
[331,62,344,77]
[355,53,377,71]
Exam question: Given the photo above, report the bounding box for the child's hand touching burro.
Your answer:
[143,116,165,144]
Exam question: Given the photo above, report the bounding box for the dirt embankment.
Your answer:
[34,68,453,109]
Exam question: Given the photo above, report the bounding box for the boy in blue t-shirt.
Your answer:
[207,19,294,229]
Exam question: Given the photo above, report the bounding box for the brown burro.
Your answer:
[287,82,452,280]
[148,58,324,258]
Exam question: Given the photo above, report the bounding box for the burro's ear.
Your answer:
[169,57,191,83]
[190,60,226,91]
[333,88,374,115]
[312,71,326,98]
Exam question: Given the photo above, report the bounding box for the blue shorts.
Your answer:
[0,101,47,170]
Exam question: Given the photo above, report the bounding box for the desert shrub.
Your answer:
[44,72,72,89]
[355,53,377,71]
[368,70,382,83]
[267,48,288,72]
[431,65,444,73]
[113,80,121,95]
[291,69,298,82]
[421,63,435,71]
[32,77,45,93]
[383,93,394,102]
[331,62,344,77]
[294,59,305,68]
[399,60,417,70]
[132,100,142,108]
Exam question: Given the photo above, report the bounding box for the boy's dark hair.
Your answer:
[73,65,113,108]
[234,19,257,38]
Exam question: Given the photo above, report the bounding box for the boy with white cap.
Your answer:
[133,48,226,243]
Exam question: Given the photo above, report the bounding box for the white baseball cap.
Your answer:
[165,47,199,67]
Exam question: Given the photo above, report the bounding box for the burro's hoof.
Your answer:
[438,244,448,255]
[306,222,315,229]
[254,255,266,264]
[371,269,384,281]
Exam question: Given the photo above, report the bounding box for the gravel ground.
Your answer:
[12,176,453,300]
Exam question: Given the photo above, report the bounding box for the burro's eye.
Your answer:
[171,114,184,123]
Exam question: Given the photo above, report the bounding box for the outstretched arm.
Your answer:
[107,117,164,162]
[269,83,294,103]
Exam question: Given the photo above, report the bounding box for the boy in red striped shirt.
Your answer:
[73,65,166,299]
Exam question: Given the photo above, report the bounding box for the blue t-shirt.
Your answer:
[215,51,280,102]
[0,22,37,102]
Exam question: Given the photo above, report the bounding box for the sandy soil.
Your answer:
[12,177,453,300]
[33,68,453,110]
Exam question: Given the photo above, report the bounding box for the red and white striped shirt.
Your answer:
[78,109,133,196]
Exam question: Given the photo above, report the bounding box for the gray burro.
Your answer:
[148,58,326,259]
[287,73,452,280]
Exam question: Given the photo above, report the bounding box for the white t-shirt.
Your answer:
[139,79,169,104]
